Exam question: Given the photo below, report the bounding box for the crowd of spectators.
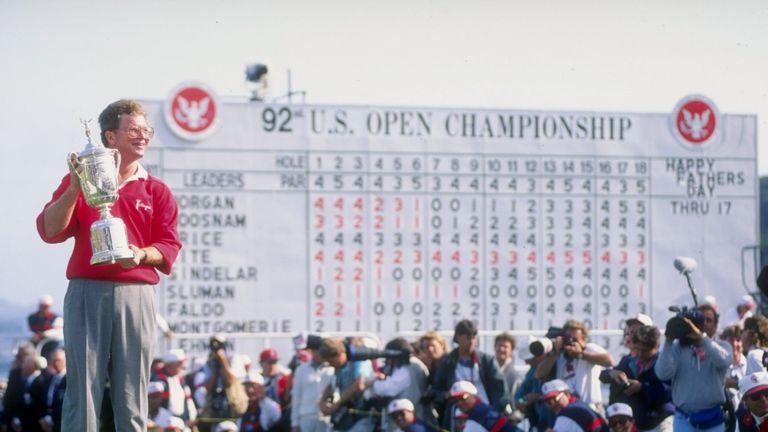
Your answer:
[4,295,768,432]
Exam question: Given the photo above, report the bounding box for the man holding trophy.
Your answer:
[36,99,182,431]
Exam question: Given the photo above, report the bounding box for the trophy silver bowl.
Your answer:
[69,120,134,265]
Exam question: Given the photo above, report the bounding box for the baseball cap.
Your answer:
[39,295,53,306]
[449,381,478,399]
[260,348,279,362]
[541,379,570,400]
[147,381,165,395]
[626,313,653,327]
[740,372,768,398]
[216,421,239,432]
[167,416,186,430]
[162,348,186,364]
[245,370,265,385]
[740,294,757,308]
[388,398,415,414]
[606,403,633,418]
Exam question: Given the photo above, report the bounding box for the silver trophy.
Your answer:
[69,119,134,265]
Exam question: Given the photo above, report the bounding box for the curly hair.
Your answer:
[743,315,768,348]
[563,319,588,338]
[494,331,517,350]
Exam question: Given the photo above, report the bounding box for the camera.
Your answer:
[209,334,227,352]
[528,327,576,357]
[665,306,704,343]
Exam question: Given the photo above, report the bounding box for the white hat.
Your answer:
[244,370,264,385]
[387,398,415,414]
[39,295,53,306]
[702,295,719,311]
[167,416,186,430]
[606,403,634,418]
[449,381,478,398]
[215,421,239,432]
[626,313,653,327]
[519,336,552,360]
[541,379,570,400]
[163,349,186,364]
[739,295,757,308]
[147,381,165,395]
[740,372,768,398]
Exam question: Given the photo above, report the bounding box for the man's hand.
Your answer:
[609,369,628,384]
[683,318,703,344]
[624,379,642,395]
[118,245,146,269]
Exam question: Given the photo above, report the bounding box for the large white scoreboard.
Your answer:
[141,85,757,356]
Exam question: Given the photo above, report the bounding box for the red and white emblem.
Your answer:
[164,82,221,141]
[670,95,720,148]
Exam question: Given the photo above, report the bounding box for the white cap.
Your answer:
[740,294,757,308]
[449,380,478,398]
[702,295,719,311]
[167,416,186,430]
[216,421,239,432]
[541,379,570,400]
[740,372,768,398]
[606,403,634,418]
[163,348,186,364]
[39,295,53,306]
[244,370,264,385]
[387,398,414,414]
[626,313,653,327]
[148,381,165,395]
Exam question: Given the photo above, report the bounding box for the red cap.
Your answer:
[260,348,279,362]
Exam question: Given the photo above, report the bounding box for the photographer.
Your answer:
[535,320,613,408]
[655,311,731,431]
[367,338,429,423]
[600,326,673,431]
[200,334,248,432]
[318,338,375,432]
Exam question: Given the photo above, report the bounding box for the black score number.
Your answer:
[262,107,293,132]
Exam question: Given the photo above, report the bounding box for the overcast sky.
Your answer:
[1,0,767,310]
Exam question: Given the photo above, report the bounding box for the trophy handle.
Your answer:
[67,153,87,184]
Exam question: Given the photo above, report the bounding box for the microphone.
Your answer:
[673,256,697,275]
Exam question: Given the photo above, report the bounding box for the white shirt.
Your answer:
[746,348,767,375]
[455,359,490,404]
[371,366,411,397]
[290,361,334,426]
[553,415,586,432]
[555,342,606,404]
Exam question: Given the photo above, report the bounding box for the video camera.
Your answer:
[666,256,705,344]
[665,306,705,345]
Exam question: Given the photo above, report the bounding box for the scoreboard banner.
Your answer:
[141,85,757,355]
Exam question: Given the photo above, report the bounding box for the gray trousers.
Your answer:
[62,279,157,432]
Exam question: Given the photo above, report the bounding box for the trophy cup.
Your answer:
[69,119,134,265]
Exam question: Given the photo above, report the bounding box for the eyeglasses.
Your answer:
[748,389,768,402]
[389,411,406,418]
[115,126,154,139]
[608,417,630,427]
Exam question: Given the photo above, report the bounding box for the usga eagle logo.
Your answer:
[164,82,221,141]
[670,95,721,148]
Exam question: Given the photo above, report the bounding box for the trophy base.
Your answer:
[91,248,135,265]
[90,213,133,265]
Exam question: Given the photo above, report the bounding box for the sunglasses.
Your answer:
[748,389,768,402]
